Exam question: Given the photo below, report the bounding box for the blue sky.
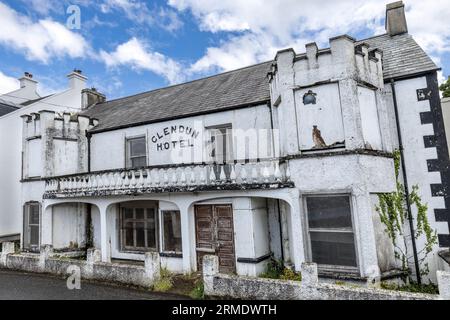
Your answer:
[0,0,449,100]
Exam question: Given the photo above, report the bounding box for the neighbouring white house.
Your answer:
[1,1,449,284]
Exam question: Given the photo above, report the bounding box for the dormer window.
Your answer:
[126,136,147,168]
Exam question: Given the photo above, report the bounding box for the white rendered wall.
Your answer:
[295,83,345,150]
[393,77,450,282]
[358,86,383,150]
[90,105,272,171]
[0,87,83,238]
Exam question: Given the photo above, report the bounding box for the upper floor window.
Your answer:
[207,125,233,164]
[126,136,147,168]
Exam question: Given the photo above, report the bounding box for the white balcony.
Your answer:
[44,159,293,198]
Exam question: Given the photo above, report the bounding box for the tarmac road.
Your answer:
[0,269,188,300]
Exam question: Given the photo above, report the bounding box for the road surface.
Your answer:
[0,269,187,300]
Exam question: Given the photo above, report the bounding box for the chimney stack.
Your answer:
[19,72,38,93]
[67,69,87,90]
[385,1,408,36]
[82,87,106,110]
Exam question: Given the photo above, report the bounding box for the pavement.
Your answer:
[0,269,188,300]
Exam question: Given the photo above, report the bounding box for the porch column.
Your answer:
[285,189,305,272]
[99,204,111,263]
[353,191,380,279]
[41,204,53,246]
[178,202,193,274]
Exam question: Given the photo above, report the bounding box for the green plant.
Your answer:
[189,280,205,300]
[260,259,301,281]
[153,268,174,292]
[376,150,438,280]
[380,282,439,295]
[439,76,450,98]
[259,258,284,279]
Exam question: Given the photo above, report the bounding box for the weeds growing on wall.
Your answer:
[153,268,174,292]
[260,258,302,281]
[376,150,438,280]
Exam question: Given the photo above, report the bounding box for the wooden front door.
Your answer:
[195,205,235,273]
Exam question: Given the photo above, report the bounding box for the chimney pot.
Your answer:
[386,1,408,36]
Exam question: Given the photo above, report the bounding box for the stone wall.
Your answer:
[0,243,160,288]
[202,255,450,300]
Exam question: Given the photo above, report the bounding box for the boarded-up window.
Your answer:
[306,196,357,269]
[358,86,382,150]
[296,83,345,150]
[162,211,182,253]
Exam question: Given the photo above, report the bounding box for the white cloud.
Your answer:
[169,0,450,74]
[99,37,185,84]
[0,2,90,63]
[101,0,183,32]
[0,71,19,95]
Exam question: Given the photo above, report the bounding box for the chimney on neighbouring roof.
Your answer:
[67,69,87,90]
[385,1,408,36]
[82,87,106,110]
[19,72,38,92]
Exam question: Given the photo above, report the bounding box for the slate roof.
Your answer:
[84,61,272,132]
[358,33,439,80]
[0,100,19,117]
[84,33,439,132]
[20,95,50,106]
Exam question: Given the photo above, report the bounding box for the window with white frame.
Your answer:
[120,206,157,252]
[207,125,233,164]
[126,136,147,168]
[305,195,357,270]
[161,211,182,253]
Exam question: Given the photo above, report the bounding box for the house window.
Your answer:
[126,136,147,168]
[305,195,357,270]
[208,125,232,164]
[24,202,40,252]
[161,211,182,253]
[120,207,157,252]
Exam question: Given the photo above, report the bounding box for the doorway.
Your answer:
[195,205,235,273]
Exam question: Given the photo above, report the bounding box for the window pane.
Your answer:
[123,208,133,220]
[130,138,146,156]
[307,196,352,229]
[135,222,145,247]
[146,208,157,249]
[124,221,134,247]
[131,156,147,168]
[310,232,357,267]
[163,211,182,252]
[29,225,39,246]
[135,208,145,220]
[29,205,40,225]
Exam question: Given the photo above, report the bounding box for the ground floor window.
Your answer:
[119,204,182,254]
[161,211,182,253]
[23,202,40,252]
[120,207,157,252]
[305,195,357,271]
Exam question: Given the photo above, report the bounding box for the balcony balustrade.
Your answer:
[44,159,293,198]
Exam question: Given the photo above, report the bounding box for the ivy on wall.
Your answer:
[376,150,438,279]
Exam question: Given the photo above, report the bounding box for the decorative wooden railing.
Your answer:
[44,160,292,198]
